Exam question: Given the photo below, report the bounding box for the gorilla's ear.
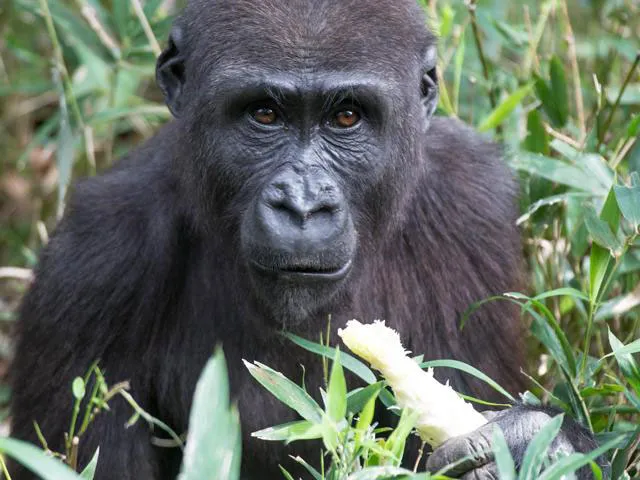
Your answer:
[420,45,439,122]
[156,26,186,118]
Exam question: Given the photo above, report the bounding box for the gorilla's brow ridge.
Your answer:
[213,71,392,114]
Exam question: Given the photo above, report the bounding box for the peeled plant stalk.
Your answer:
[338,319,487,447]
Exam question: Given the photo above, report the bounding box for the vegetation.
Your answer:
[0,0,638,478]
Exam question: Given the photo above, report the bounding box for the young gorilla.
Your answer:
[11,0,598,478]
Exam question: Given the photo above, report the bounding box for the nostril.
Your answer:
[265,197,338,226]
[308,204,337,217]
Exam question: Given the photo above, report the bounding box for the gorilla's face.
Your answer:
[156,0,438,325]
[220,71,392,321]
[234,75,385,320]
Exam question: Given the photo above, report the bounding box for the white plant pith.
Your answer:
[338,319,487,447]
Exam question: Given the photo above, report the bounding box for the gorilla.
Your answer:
[11,0,599,479]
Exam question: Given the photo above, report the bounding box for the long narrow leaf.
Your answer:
[420,359,514,401]
[478,83,533,132]
[518,414,564,480]
[180,350,241,480]
[327,349,347,422]
[284,333,376,384]
[0,438,81,480]
[244,360,323,423]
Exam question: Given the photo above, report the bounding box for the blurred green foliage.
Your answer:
[0,0,639,477]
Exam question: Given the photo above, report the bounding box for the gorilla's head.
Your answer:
[156,0,438,324]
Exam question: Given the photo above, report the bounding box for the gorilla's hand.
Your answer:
[425,405,593,479]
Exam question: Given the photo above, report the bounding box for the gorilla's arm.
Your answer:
[426,404,603,479]
[10,164,173,479]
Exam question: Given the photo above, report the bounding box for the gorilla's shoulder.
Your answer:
[424,116,504,168]
[51,127,181,270]
[420,116,518,222]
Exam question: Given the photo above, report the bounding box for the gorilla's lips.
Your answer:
[249,258,352,282]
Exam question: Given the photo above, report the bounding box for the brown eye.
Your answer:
[333,110,360,128]
[253,107,277,125]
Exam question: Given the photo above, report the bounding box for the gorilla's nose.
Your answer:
[257,170,349,249]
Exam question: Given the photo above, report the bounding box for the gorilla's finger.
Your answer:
[426,429,494,476]
[460,462,499,480]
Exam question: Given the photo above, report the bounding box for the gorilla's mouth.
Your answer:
[249,259,352,282]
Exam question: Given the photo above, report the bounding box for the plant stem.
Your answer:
[38,0,84,127]
[68,437,79,470]
[466,0,502,136]
[597,52,640,151]
[523,0,556,76]
[559,0,586,142]
[466,0,496,110]
[580,234,637,378]
[74,0,121,59]
[0,455,12,480]
[131,0,162,56]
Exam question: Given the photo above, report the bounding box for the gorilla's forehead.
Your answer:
[183,0,433,78]
[210,70,396,98]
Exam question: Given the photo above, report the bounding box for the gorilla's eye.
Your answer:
[333,110,361,129]
[252,107,278,125]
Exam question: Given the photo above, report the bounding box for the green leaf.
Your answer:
[291,455,323,480]
[53,69,77,218]
[534,73,562,127]
[492,20,529,48]
[244,360,323,423]
[607,337,640,357]
[518,414,564,480]
[355,387,378,446]
[517,192,590,225]
[528,307,575,376]
[614,177,640,227]
[284,333,376,384]
[492,426,516,480]
[143,0,166,18]
[327,349,347,422]
[607,329,640,396]
[87,104,170,125]
[278,466,296,480]
[17,0,113,62]
[347,382,384,416]
[252,420,322,442]
[585,154,615,189]
[538,434,626,480]
[599,185,622,236]
[532,288,589,302]
[420,360,514,401]
[584,205,623,252]
[524,109,550,155]
[513,152,609,195]
[384,409,419,466]
[0,437,82,480]
[595,289,640,321]
[478,83,533,132]
[111,0,130,39]
[72,377,86,400]
[609,428,640,480]
[580,384,625,398]
[589,188,621,302]
[80,448,99,480]
[519,297,577,377]
[179,350,241,480]
[438,4,455,38]
[347,466,416,479]
[549,56,569,127]
[626,114,640,138]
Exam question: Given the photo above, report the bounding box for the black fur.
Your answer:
[9,1,588,479]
